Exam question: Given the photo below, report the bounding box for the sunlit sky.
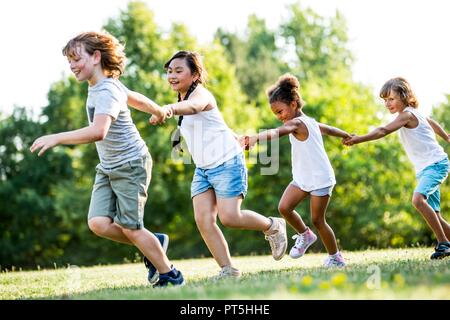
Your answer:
[1,0,449,117]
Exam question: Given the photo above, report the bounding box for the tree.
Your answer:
[215,15,287,107]
[1,1,444,269]
[218,2,428,251]
[0,107,74,269]
[0,1,263,267]
[281,3,353,81]
[431,96,450,222]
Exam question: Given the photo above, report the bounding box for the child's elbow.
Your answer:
[190,105,203,114]
[93,129,108,141]
[378,127,389,137]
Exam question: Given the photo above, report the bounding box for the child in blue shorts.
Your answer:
[344,77,450,259]
[150,51,288,278]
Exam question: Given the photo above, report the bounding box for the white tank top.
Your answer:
[289,115,336,191]
[398,107,447,173]
[180,101,242,169]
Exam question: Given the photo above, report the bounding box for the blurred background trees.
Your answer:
[1,1,448,270]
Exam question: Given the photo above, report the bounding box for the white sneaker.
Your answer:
[216,265,241,279]
[264,217,287,260]
[289,228,318,259]
[323,252,346,268]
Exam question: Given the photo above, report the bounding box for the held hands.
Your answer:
[30,134,59,156]
[342,134,359,146]
[237,135,247,149]
[149,105,173,126]
[238,135,258,150]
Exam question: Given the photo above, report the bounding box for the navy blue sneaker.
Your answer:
[153,267,185,288]
[430,241,450,260]
[143,233,169,284]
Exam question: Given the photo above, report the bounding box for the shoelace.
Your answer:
[265,233,279,252]
[292,234,305,248]
[324,256,335,266]
[265,234,274,251]
[219,268,231,277]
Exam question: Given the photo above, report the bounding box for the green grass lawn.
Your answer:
[1,248,449,300]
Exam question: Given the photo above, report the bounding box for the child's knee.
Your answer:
[219,212,239,228]
[88,218,109,235]
[194,211,217,228]
[412,192,426,208]
[121,227,141,241]
[278,202,292,217]
[311,216,325,228]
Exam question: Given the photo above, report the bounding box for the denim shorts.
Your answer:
[290,181,334,196]
[415,157,449,212]
[191,153,248,199]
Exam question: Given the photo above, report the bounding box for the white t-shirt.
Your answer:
[289,115,336,191]
[398,107,447,173]
[180,91,242,169]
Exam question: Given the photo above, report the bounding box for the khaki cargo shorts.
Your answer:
[88,152,152,230]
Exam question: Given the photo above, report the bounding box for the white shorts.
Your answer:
[290,181,334,196]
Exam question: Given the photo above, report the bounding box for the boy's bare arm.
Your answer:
[30,114,112,156]
[127,90,165,118]
[128,90,167,124]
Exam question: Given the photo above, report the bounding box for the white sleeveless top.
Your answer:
[289,115,336,191]
[398,107,447,173]
[180,97,242,169]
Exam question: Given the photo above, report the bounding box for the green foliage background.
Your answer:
[1,1,449,269]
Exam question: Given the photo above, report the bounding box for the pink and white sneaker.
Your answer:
[289,227,318,259]
[323,252,346,268]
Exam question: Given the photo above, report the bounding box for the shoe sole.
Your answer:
[215,272,242,280]
[149,234,170,284]
[153,280,186,288]
[324,263,346,268]
[430,251,450,260]
[153,274,186,288]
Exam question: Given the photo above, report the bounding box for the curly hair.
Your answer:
[380,77,419,108]
[62,31,126,79]
[267,73,305,109]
